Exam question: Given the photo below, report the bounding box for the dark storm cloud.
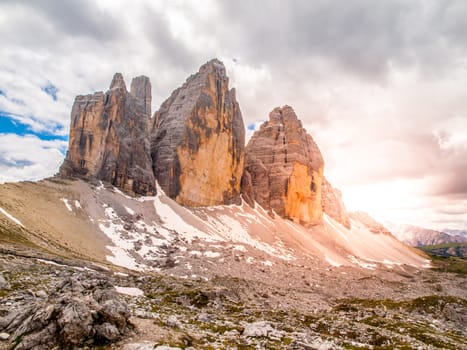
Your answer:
[216,0,467,80]
[3,0,121,41]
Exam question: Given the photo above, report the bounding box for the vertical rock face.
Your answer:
[321,177,351,228]
[242,106,324,225]
[150,59,245,207]
[60,74,155,195]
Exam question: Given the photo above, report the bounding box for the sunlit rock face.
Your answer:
[150,59,245,207]
[60,74,155,195]
[242,106,324,225]
[321,177,351,229]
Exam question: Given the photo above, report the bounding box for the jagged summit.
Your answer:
[242,105,324,225]
[199,58,227,75]
[60,73,155,195]
[150,58,245,207]
[109,72,126,90]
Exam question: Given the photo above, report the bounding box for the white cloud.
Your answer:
[0,134,65,183]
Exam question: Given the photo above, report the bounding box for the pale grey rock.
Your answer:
[35,290,47,298]
[123,342,156,350]
[0,273,9,290]
[196,312,212,323]
[95,322,120,341]
[242,321,276,338]
[166,315,181,328]
[0,332,9,340]
[134,309,158,319]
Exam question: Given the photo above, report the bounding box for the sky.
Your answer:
[0,0,466,231]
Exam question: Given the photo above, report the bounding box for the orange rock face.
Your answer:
[242,106,324,225]
[60,74,155,195]
[150,59,245,206]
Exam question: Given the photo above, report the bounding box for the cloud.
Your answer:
[0,133,66,183]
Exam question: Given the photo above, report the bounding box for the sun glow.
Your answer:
[341,179,424,224]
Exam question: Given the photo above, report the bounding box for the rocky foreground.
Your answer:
[0,250,465,350]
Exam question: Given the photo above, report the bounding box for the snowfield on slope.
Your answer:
[83,182,431,272]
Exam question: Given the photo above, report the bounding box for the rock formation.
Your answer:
[60,74,155,196]
[150,59,245,206]
[0,271,132,349]
[242,106,324,225]
[321,177,351,228]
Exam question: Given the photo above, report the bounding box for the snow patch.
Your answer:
[325,256,342,267]
[74,200,82,209]
[115,286,144,296]
[262,260,273,267]
[36,258,66,267]
[124,206,135,215]
[348,255,376,270]
[114,272,128,277]
[96,181,105,191]
[204,251,221,258]
[0,207,24,227]
[153,193,218,243]
[61,198,73,212]
[233,245,247,252]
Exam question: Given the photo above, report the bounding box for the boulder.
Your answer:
[242,106,324,225]
[60,74,155,196]
[0,272,132,349]
[150,59,245,206]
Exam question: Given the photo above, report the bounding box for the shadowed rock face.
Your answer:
[322,177,351,228]
[60,74,155,196]
[242,106,324,225]
[150,59,245,207]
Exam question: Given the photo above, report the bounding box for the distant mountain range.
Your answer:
[442,229,467,240]
[386,223,467,247]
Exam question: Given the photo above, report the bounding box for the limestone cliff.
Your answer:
[60,74,155,195]
[321,177,351,228]
[150,59,245,206]
[242,106,324,225]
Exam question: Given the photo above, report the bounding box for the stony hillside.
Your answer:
[1,179,466,349]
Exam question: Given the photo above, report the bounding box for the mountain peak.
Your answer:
[242,105,324,225]
[109,72,126,90]
[199,58,226,76]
